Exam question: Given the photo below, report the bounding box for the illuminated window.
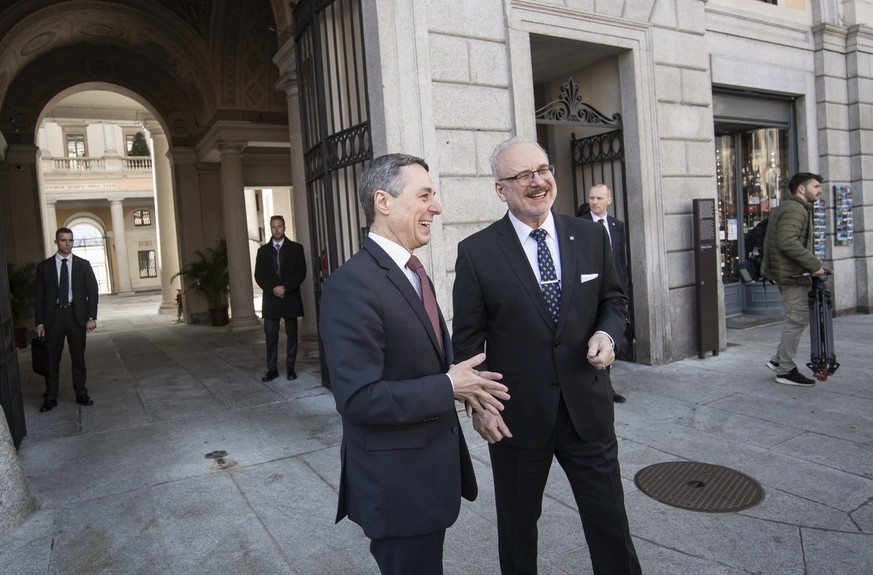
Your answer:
[65,133,87,157]
[133,209,152,226]
[138,250,157,278]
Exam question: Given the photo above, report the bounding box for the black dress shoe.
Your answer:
[287,369,297,381]
[76,395,94,406]
[613,393,627,404]
[39,400,57,412]
[261,371,279,382]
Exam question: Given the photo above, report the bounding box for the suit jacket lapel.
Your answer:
[495,215,555,329]
[363,238,446,365]
[607,216,620,253]
[555,216,579,335]
[70,255,79,299]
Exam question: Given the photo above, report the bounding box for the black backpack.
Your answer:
[737,219,768,282]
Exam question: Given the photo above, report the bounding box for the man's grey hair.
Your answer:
[489,136,549,180]
[359,153,429,226]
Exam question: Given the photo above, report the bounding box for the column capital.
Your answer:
[275,72,299,97]
[217,140,247,155]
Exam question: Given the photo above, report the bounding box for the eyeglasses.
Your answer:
[498,165,555,186]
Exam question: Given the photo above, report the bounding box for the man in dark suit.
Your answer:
[583,183,628,291]
[254,215,306,382]
[583,183,633,394]
[319,153,508,574]
[34,227,99,412]
[452,138,641,575]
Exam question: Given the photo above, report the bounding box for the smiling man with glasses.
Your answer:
[452,137,640,575]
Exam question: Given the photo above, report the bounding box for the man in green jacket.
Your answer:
[760,172,826,386]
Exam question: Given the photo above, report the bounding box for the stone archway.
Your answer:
[67,218,112,294]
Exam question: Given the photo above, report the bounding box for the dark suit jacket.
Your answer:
[254,239,306,319]
[583,212,628,291]
[452,213,628,447]
[319,237,476,540]
[35,254,98,329]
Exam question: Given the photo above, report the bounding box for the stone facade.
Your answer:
[359,0,872,363]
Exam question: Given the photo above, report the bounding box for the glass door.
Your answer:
[716,127,790,315]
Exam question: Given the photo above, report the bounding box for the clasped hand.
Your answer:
[448,353,508,416]
[586,332,615,370]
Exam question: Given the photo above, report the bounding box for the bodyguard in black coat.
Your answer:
[34,227,99,412]
[583,183,629,292]
[254,215,306,381]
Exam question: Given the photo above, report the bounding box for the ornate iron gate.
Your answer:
[0,216,26,448]
[294,0,372,384]
[570,129,635,360]
[571,129,626,219]
[536,78,634,360]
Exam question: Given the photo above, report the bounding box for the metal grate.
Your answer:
[634,461,764,513]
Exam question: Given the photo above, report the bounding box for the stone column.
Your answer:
[275,42,318,358]
[148,125,182,314]
[0,409,33,532]
[845,24,873,312]
[43,200,58,258]
[6,144,45,263]
[218,141,260,328]
[109,200,133,293]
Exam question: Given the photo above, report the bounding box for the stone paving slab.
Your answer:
[2,294,872,575]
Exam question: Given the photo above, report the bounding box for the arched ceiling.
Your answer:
[0,0,292,148]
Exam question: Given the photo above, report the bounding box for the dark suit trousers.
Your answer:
[44,306,88,401]
[489,397,641,575]
[263,317,298,374]
[369,529,446,575]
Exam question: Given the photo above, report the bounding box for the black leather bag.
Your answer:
[31,337,50,377]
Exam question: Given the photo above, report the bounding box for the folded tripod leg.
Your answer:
[806,277,839,381]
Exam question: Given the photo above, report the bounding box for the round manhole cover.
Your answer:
[634,461,764,512]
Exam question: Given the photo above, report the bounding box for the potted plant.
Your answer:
[7,262,36,348]
[172,239,230,326]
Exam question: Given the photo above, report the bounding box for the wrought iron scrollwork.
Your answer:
[326,122,372,171]
[535,77,621,128]
[572,130,624,166]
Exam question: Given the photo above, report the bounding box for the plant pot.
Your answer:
[13,325,28,349]
[208,307,229,326]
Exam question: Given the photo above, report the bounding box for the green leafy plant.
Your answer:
[171,239,229,309]
[7,262,36,327]
[129,131,150,156]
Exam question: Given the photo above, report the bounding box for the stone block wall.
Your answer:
[365,0,871,363]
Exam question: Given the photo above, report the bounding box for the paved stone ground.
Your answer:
[2,293,872,574]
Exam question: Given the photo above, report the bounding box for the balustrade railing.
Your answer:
[53,157,105,171]
[123,157,152,170]
[46,156,152,173]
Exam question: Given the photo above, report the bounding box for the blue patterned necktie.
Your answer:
[274,243,281,273]
[531,228,561,324]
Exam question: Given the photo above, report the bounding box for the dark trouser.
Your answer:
[489,397,641,575]
[44,306,88,401]
[369,530,446,575]
[263,316,299,374]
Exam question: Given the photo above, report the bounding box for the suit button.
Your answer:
[452,426,459,435]
[551,383,559,388]
[554,340,560,348]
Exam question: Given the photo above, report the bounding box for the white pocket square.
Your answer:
[580,273,599,283]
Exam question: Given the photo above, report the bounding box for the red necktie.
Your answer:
[407,255,444,357]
